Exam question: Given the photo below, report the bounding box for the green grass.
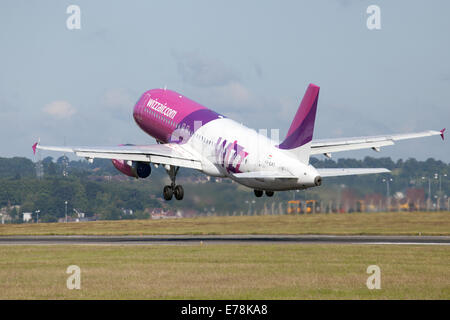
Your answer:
[0,244,448,299]
[1,211,449,236]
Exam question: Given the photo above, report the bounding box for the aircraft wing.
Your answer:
[316,168,390,177]
[33,142,202,170]
[310,129,445,156]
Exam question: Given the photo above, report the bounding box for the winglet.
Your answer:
[440,128,445,140]
[32,139,39,155]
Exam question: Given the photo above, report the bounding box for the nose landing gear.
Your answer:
[163,165,184,201]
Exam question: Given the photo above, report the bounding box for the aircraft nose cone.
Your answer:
[314,176,322,186]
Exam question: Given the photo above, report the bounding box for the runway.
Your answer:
[0,235,449,245]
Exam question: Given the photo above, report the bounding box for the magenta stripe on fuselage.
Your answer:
[133,89,223,143]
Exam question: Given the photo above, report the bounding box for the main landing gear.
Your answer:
[163,166,184,201]
[254,190,274,197]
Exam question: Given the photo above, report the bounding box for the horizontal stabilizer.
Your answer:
[232,171,296,179]
[317,168,390,177]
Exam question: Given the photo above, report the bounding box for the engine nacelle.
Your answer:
[111,159,151,179]
[112,159,137,178]
[111,144,151,179]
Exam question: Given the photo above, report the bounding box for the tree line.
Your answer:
[0,156,448,223]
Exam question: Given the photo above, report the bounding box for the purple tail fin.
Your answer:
[278,83,320,150]
[277,84,319,164]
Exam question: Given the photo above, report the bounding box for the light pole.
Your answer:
[338,184,345,213]
[35,210,40,223]
[435,173,447,210]
[421,177,432,211]
[65,201,68,223]
[440,173,447,196]
[382,178,393,211]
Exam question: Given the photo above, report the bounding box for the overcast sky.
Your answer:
[0,0,449,162]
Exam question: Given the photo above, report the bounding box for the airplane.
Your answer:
[33,83,445,200]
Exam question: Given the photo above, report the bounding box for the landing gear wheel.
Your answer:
[174,185,184,200]
[163,185,173,200]
[254,190,263,197]
[266,191,274,197]
[164,166,183,200]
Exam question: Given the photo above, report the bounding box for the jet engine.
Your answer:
[134,161,151,178]
[111,159,151,178]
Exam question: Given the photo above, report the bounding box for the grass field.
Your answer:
[1,212,448,299]
[0,244,448,299]
[0,211,449,236]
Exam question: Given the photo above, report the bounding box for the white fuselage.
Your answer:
[178,118,320,191]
